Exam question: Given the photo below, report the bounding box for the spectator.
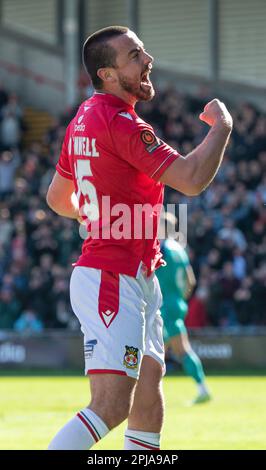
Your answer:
[0,288,21,329]
[186,285,209,328]
[0,151,20,200]
[0,82,264,330]
[14,306,43,334]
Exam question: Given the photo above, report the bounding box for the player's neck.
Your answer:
[99,88,137,108]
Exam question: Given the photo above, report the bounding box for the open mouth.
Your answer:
[141,71,150,82]
[140,69,152,89]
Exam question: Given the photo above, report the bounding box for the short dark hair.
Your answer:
[83,26,129,89]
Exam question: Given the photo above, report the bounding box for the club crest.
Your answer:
[123,345,139,369]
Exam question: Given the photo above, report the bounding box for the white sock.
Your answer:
[124,429,160,450]
[48,408,109,450]
[197,382,209,395]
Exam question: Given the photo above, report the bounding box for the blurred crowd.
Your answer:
[0,82,265,332]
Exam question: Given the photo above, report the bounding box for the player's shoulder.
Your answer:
[163,238,180,253]
[164,239,189,262]
[112,108,152,133]
[68,101,87,128]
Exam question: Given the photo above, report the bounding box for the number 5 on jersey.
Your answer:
[74,159,100,221]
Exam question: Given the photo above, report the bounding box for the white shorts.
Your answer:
[70,266,165,379]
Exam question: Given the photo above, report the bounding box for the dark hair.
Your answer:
[83,25,128,89]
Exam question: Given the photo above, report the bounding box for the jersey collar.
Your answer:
[92,92,134,111]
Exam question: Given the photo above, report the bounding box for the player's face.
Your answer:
[109,31,155,102]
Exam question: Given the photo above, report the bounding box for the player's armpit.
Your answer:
[159,155,200,196]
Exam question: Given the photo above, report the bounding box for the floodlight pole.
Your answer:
[63,0,79,107]
[127,0,139,35]
[209,0,219,86]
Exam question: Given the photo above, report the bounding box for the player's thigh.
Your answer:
[89,373,136,409]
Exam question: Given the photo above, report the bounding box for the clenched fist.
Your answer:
[199,99,233,130]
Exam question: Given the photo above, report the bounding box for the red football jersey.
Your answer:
[56,92,179,277]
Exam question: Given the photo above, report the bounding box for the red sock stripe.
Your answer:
[129,438,160,450]
[77,412,99,442]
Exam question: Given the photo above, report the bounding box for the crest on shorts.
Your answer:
[123,345,139,369]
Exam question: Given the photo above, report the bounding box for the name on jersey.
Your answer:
[70,137,99,157]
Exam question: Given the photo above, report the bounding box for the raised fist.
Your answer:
[199,99,233,129]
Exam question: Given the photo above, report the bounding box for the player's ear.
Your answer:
[97,67,115,84]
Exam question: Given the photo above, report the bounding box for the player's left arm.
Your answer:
[46,171,80,220]
[184,264,196,299]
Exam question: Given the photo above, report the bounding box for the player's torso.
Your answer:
[158,240,188,299]
[68,97,163,215]
[65,95,165,276]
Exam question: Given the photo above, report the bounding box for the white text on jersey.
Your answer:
[72,137,99,157]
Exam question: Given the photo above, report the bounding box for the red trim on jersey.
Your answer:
[56,164,73,180]
[98,270,119,328]
[76,412,99,442]
[87,369,127,376]
[129,438,160,450]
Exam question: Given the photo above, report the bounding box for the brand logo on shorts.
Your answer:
[123,345,139,370]
[84,339,97,359]
[101,309,116,327]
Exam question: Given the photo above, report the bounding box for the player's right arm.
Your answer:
[184,265,196,299]
[46,124,82,221]
[159,99,233,196]
[46,171,80,220]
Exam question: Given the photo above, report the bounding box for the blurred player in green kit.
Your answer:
[157,212,211,404]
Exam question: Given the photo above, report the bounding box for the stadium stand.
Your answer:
[0,84,265,332]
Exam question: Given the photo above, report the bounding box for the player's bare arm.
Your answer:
[46,172,80,220]
[184,265,196,300]
[160,99,233,195]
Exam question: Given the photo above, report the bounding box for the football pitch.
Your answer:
[0,373,265,450]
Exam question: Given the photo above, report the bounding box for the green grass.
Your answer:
[0,375,265,450]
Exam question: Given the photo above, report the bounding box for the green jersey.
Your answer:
[157,239,190,328]
[157,239,189,299]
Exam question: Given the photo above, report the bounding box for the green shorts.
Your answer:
[161,298,188,342]
[163,318,187,343]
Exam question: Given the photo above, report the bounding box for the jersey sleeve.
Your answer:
[111,113,180,181]
[56,126,73,180]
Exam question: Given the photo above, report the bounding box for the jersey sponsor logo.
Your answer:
[101,309,117,327]
[140,130,161,154]
[75,124,85,131]
[84,339,97,359]
[123,345,139,369]
[118,111,133,121]
[74,114,85,131]
[73,136,99,157]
